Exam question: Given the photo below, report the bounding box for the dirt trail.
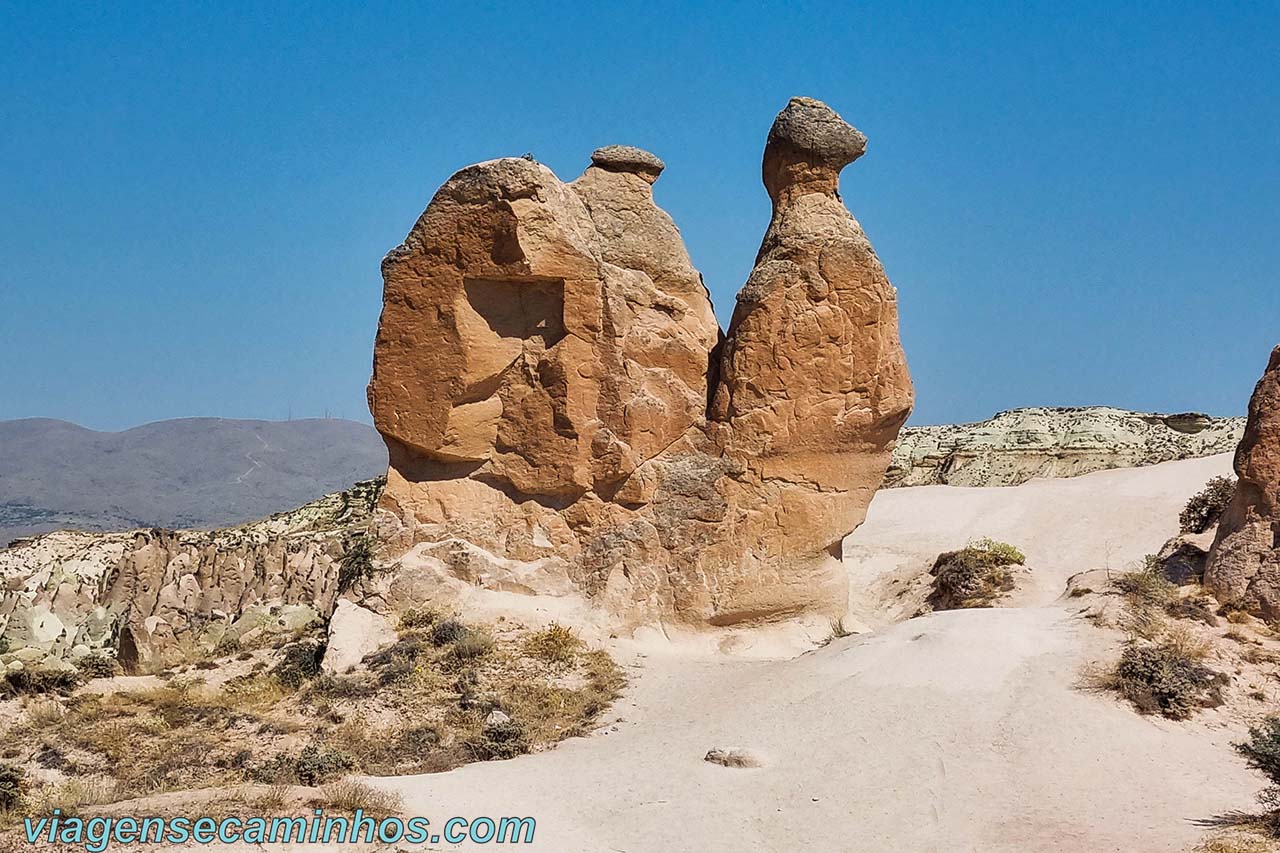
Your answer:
[373,453,1260,852]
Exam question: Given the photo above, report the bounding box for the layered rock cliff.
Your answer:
[367,97,914,626]
[886,407,1244,488]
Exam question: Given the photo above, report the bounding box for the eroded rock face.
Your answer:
[1204,347,1280,617]
[887,407,1245,488]
[0,481,382,671]
[368,97,913,626]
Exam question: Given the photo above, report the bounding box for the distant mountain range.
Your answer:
[0,417,387,546]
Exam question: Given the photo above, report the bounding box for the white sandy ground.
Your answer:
[358,452,1268,853]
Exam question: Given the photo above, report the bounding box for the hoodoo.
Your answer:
[1204,345,1280,617]
[366,97,913,626]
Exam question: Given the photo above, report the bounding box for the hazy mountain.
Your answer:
[0,417,386,546]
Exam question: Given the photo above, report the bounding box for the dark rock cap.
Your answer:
[590,145,666,178]
[767,97,867,170]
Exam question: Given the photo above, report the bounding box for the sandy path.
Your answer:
[375,454,1259,852]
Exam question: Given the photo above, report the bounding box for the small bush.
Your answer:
[1238,716,1280,785]
[1180,476,1237,534]
[524,624,580,665]
[1113,557,1177,608]
[0,762,25,812]
[272,640,325,689]
[294,745,356,786]
[76,653,119,679]
[446,631,493,666]
[430,619,469,647]
[970,537,1026,566]
[928,539,1025,610]
[254,745,356,786]
[0,634,9,655]
[1115,641,1227,719]
[1,668,80,698]
[399,609,438,632]
[337,536,377,592]
[467,719,529,761]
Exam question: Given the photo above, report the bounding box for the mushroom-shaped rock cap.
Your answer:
[767,97,867,168]
[590,145,665,182]
[763,97,867,200]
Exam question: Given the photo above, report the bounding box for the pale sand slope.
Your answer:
[377,453,1259,853]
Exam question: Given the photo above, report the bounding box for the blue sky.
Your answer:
[1,1,1276,430]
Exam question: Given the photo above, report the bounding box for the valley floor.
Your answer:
[376,453,1264,852]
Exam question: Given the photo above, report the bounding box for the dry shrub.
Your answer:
[1181,476,1238,534]
[1114,639,1227,719]
[524,624,581,665]
[311,779,402,818]
[927,539,1025,610]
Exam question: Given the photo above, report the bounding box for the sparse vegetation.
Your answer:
[1,667,80,698]
[272,638,325,689]
[76,653,119,679]
[827,617,853,642]
[0,634,9,656]
[1113,637,1227,719]
[310,779,402,818]
[1113,556,1176,608]
[927,538,1026,610]
[0,763,25,813]
[337,535,378,592]
[0,616,624,819]
[524,623,580,664]
[1235,715,1280,837]
[1181,476,1237,534]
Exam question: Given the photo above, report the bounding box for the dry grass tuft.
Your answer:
[310,779,402,818]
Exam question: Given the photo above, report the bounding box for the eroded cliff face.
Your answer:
[367,97,914,627]
[0,481,381,673]
[1204,347,1280,617]
[887,407,1245,488]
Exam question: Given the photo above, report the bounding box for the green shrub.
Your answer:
[969,537,1026,566]
[1115,641,1227,719]
[1180,476,1237,534]
[466,719,529,761]
[0,762,24,811]
[76,653,119,679]
[928,539,1025,610]
[1237,716,1280,785]
[294,745,356,786]
[272,640,325,689]
[251,745,356,786]
[337,536,377,592]
[0,634,9,656]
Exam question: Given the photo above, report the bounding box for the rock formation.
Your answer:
[0,480,381,673]
[367,97,913,626]
[1204,347,1280,617]
[886,407,1245,488]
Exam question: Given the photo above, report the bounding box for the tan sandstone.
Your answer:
[1204,346,1280,617]
[366,97,914,627]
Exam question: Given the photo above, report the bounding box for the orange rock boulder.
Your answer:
[1204,346,1280,617]
[367,98,914,627]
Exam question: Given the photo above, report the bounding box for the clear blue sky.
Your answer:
[2,1,1276,430]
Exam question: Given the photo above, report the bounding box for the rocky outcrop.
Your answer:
[0,480,382,672]
[1204,347,1280,618]
[367,97,913,627]
[886,407,1244,488]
